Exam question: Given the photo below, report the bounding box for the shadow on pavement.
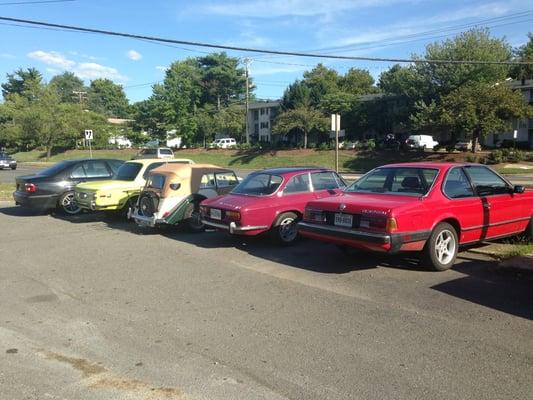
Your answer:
[0,204,51,217]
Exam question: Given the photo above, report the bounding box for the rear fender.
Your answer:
[165,193,206,225]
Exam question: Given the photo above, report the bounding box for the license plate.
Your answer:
[334,213,353,228]
[210,208,222,220]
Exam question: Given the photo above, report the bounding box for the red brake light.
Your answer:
[25,183,37,193]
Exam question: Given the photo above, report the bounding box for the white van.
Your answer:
[211,138,237,149]
[404,135,439,150]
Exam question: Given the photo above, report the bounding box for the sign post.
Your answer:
[331,114,341,172]
[84,129,93,159]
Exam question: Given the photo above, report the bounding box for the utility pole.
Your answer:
[72,90,87,108]
[244,58,251,144]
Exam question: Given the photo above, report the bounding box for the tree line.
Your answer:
[0,28,532,156]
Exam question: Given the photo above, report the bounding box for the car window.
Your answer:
[347,167,438,196]
[115,162,143,181]
[147,173,165,190]
[37,160,72,176]
[107,160,123,175]
[85,161,111,178]
[311,171,345,190]
[141,149,156,155]
[143,162,165,179]
[70,163,87,179]
[284,173,311,194]
[465,166,509,196]
[215,172,238,188]
[160,149,173,155]
[200,173,216,188]
[232,173,283,196]
[443,167,474,198]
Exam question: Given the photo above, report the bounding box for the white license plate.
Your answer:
[210,208,222,220]
[334,213,353,228]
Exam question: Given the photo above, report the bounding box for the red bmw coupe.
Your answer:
[298,163,533,271]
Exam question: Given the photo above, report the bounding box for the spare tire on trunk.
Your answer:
[138,192,159,217]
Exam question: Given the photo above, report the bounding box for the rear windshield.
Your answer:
[159,149,173,155]
[114,162,142,181]
[36,160,72,176]
[140,149,156,155]
[346,167,439,196]
[232,173,283,196]
[146,174,166,190]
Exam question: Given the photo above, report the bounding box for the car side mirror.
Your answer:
[513,185,525,194]
[170,183,181,191]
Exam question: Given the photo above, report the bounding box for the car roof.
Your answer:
[256,167,331,175]
[125,158,187,165]
[379,162,482,170]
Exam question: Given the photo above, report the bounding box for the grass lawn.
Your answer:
[501,243,533,258]
[10,148,533,174]
[0,183,15,201]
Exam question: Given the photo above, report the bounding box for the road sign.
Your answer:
[331,114,340,132]
[513,130,518,139]
[84,129,93,140]
[329,129,345,139]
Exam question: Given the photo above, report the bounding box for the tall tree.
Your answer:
[49,72,86,103]
[273,106,328,149]
[1,68,43,100]
[281,80,311,110]
[302,64,340,107]
[88,79,130,117]
[196,53,246,109]
[510,33,533,80]
[339,68,379,95]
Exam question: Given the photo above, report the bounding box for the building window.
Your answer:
[260,108,265,115]
[253,110,259,120]
[254,123,259,135]
[260,121,269,129]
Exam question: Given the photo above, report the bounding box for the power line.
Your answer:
[1,16,532,65]
[0,0,75,5]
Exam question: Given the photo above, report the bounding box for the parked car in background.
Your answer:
[455,140,481,152]
[75,158,194,216]
[201,167,347,245]
[298,162,533,271]
[133,147,175,159]
[131,164,239,231]
[404,135,439,150]
[0,152,17,170]
[13,158,123,214]
[210,138,237,149]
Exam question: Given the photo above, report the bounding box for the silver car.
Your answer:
[0,152,16,170]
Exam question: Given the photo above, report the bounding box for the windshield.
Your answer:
[114,162,143,181]
[0,152,12,159]
[36,160,72,176]
[232,173,283,196]
[346,167,439,196]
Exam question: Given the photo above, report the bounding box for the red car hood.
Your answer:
[308,192,421,214]
[202,193,274,211]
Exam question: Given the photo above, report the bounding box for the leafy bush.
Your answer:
[487,148,529,164]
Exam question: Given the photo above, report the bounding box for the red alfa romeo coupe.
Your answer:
[298,163,533,271]
[200,167,346,245]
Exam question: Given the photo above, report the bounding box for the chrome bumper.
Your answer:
[202,219,268,234]
[129,208,165,227]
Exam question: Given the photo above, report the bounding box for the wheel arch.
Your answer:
[434,217,461,239]
[272,209,303,228]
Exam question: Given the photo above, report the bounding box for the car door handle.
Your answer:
[483,203,491,209]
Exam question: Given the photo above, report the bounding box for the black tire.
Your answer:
[58,191,82,215]
[422,222,458,271]
[184,201,204,233]
[119,196,138,218]
[271,212,299,246]
[11,165,16,170]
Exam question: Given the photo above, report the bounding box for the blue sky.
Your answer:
[0,0,532,103]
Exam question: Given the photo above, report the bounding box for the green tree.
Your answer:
[49,72,86,103]
[196,53,246,109]
[281,80,311,109]
[339,68,379,95]
[273,106,328,149]
[510,33,533,80]
[88,78,130,118]
[1,68,43,100]
[302,64,340,107]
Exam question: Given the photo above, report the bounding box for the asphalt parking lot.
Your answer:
[1,202,532,400]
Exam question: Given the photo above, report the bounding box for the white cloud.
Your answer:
[28,50,76,69]
[27,50,127,82]
[127,49,142,61]
[75,62,127,81]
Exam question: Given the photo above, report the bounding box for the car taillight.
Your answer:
[225,210,241,221]
[304,207,325,223]
[386,217,398,232]
[199,205,208,216]
[25,183,37,193]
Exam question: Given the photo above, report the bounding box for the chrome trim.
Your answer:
[297,221,391,244]
[130,209,165,227]
[202,219,269,234]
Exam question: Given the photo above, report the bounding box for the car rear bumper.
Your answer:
[129,209,166,227]
[202,219,269,235]
[297,222,430,253]
[13,191,57,209]
[0,162,16,168]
